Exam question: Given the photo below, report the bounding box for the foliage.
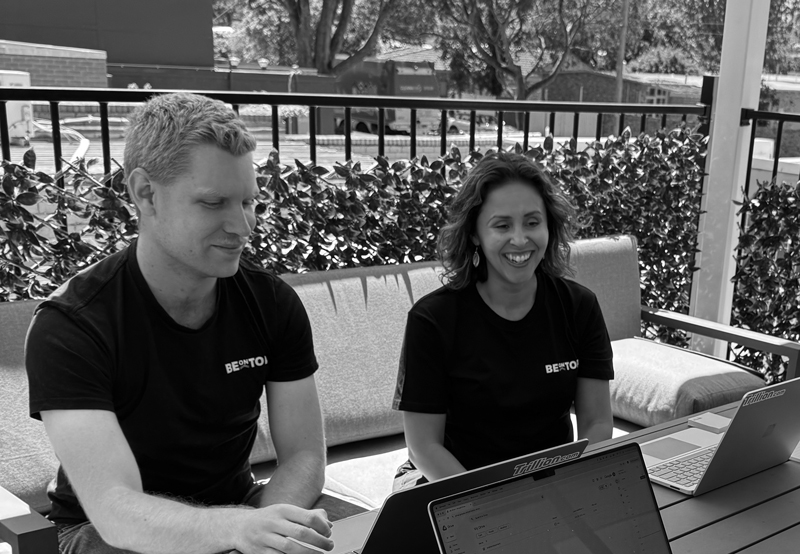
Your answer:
[250,150,462,272]
[628,45,704,75]
[277,105,310,119]
[2,128,705,346]
[569,0,649,72]
[211,0,437,75]
[535,128,707,344]
[759,81,780,112]
[0,161,137,301]
[213,8,296,67]
[434,0,615,100]
[11,126,796,380]
[732,179,800,383]
[634,0,800,75]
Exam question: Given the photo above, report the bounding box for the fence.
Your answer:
[1,86,710,174]
[741,108,800,190]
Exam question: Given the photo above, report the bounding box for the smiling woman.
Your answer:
[391,151,615,489]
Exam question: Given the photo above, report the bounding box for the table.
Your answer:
[586,403,800,554]
[7,403,797,554]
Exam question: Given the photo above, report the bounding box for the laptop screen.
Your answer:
[429,444,671,554]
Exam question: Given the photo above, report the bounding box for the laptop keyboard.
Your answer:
[648,445,718,488]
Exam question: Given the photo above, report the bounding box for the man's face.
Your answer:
[147,144,258,282]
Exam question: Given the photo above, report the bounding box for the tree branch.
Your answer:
[314,0,339,67]
[329,0,398,76]
[523,0,586,98]
[330,0,356,56]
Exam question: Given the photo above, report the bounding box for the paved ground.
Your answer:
[6,136,377,177]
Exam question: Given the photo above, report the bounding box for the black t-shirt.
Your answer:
[393,271,614,471]
[26,242,318,524]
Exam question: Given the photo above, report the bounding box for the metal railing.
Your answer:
[1,86,710,177]
[741,107,800,195]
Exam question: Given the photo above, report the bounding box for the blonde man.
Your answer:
[26,93,337,554]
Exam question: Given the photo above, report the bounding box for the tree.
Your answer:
[630,0,800,75]
[569,0,648,71]
[434,0,616,101]
[212,0,436,75]
[627,45,703,75]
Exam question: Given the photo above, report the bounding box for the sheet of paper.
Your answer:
[0,484,31,520]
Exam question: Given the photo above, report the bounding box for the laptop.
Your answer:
[641,376,800,496]
[330,439,589,554]
[428,443,672,554]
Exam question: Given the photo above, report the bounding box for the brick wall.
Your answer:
[0,40,107,88]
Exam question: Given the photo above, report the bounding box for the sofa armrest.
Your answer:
[641,306,800,380]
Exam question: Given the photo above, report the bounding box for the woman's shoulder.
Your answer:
[410,284,470,318]
[541,272,600,307]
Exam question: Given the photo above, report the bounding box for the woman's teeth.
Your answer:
[504,252,532,264]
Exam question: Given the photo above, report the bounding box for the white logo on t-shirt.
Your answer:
[225,355,268,374]
[545,360,579,374]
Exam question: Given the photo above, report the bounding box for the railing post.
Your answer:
[689,0,769,357]
[469,111,476,153]
[0,101,10,162]
[309,106,317,165]
[99,102,112,176]
[49,102,63,188]
[410,108,417,159]
[271,105,280,152]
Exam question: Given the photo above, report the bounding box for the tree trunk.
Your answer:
[294,0,315,68]
[513,70,527,129]
[314,0,338,73]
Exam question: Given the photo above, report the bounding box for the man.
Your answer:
[26,92,337,554]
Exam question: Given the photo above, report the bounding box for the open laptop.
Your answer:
[428,442,672,554]
[641,376,800,496]
[330,439,589,554]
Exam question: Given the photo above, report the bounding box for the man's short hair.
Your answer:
[124,92,257,185]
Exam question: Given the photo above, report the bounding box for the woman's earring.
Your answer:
[472,248,480,268]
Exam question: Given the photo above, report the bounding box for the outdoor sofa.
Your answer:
[2,234,798,551]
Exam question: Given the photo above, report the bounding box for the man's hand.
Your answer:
[235,505,333,554]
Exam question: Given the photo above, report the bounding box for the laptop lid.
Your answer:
[642,376,800,495]
[694,376,800,495]
[428,443,672,554]
[352,440,589,554]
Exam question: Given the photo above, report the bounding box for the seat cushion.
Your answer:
[0,358,60,514]
[250,262,444,464]
[610,338,766,427]
[0,300,59,514]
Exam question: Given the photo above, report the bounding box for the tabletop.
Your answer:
[587,403,800,554]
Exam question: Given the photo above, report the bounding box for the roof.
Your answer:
[376,43,544,76]
[760,74,800,92]
[376,44,449,71]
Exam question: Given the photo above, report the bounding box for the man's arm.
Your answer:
[41,409,333,554]
[258,375,326,508]
[574,377,614,444]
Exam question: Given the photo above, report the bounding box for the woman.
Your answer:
[392,151,614,488]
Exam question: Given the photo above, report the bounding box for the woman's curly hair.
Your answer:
[438,151,577,290]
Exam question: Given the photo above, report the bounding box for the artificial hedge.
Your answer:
[732,178,800,381]
[1,126,794,381]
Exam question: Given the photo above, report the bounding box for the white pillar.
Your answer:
[690,0,769,356]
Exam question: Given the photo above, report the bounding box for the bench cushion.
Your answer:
[570,235,642,341]
[249,262,444,464]
[0,300,59,514]
[610,338,766,427]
